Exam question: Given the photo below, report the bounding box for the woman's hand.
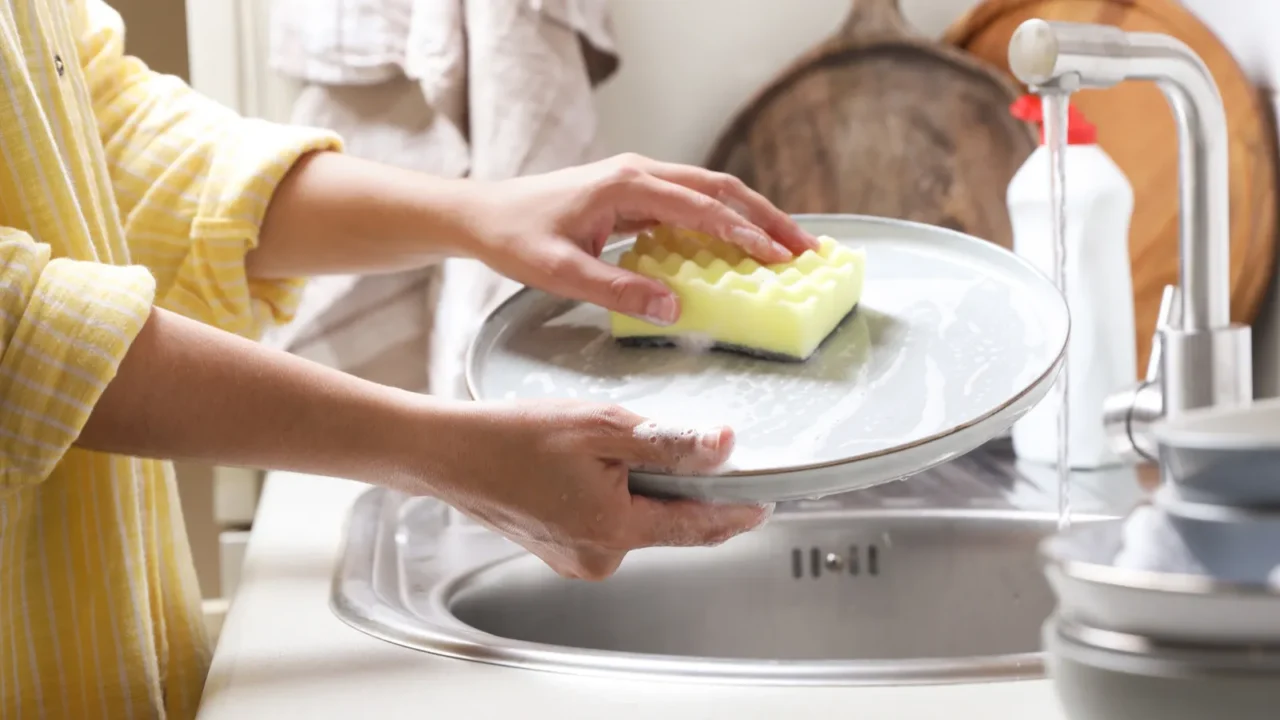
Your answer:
[82,307,767,583]
[242,151,791,581]
[253,151,814,321]
[462,153,819,326]
[419,398,772,580]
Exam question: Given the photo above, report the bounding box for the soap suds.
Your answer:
[672,333,717,354]
[646,500,776,547]
[631,420,725,475]
[632,420,698,445]
[524,372,556,393]
[1112,506,1207,575]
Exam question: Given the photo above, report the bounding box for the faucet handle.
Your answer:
[1144,284,1182,382]
[1102,284,1181,463]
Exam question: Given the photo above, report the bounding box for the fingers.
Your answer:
[602,412,768,549]
[586,405,735,475]
[535,154,819,322]
[605,169,794,264]
[629,496,773,548]
[524,539,625,582]
[509,402,768,580]
[629,421,734,475]
[537,245,681,325]
[533,499,768,580]
[637,159,820,256]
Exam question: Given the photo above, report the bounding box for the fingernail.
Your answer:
[642,294,678,326]
[699,427,727,451]
[730,226,790,261]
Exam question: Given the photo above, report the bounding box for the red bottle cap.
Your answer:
[1009,94,1097,145]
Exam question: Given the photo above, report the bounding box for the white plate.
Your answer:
[1151,397,1280,505]
[1043,517,1280,644]
[465,214,1068,503]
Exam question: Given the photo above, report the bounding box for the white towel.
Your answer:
[267,0,618,397]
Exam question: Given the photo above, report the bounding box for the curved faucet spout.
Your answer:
[1006,19,1250,464]
[1009,18,1229,333]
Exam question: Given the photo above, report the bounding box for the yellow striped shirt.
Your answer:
[0,1,342,717]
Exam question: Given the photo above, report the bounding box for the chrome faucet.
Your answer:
[1006,19,1253,463]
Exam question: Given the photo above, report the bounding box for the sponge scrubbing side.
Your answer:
[609,227,866,361]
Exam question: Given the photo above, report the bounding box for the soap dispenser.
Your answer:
[1006,94,1137,469]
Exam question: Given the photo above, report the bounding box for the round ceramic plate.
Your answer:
[1043,517,1280,645]
[465,214,1068,503]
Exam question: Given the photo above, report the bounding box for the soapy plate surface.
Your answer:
[466,215,1068,503]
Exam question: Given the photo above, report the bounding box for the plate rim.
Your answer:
[464,213,1069,478]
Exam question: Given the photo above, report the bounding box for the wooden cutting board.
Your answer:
[705,0,1037,250]
[943,0,1279,375]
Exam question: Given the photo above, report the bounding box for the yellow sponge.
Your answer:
[609,227,866,361]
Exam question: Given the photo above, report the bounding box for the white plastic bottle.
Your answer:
[1007,94,1136,469]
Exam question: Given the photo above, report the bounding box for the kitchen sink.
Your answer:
[452,510,1057,663]
[332,443,1127,686]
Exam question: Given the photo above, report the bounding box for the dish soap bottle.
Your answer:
[1007,94,1136,469]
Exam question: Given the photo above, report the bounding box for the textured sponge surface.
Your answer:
[609,227,866,360]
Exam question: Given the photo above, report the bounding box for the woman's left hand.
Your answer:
[462,153,818,326]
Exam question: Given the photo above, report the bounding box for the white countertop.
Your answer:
[196,470,1071,719]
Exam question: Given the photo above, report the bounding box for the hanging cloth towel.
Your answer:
[267,0,619,397]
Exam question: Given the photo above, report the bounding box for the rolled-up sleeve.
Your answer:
[75,0,344,340]
[0,230,155,487]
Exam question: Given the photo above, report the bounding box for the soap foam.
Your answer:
[1112,506,1206,575]
[645,499,776,547]
[631,420,722,475]
[672,332,717,354]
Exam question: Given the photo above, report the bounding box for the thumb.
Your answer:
[544,246,680,326]
[623,420,735,475]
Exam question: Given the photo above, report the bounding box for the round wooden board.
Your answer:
[705,0,1038,252]
[943,0,1279,375]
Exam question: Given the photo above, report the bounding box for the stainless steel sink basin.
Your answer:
[451,510,1057,662]
[332,443,1127,686]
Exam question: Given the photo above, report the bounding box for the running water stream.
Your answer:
[1041,91,1071,530]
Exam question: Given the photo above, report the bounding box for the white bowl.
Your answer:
[1152,397,1280,507]
[1045,617,1280,720]
[1041,516,1280,643]
[1124,485,1280,584]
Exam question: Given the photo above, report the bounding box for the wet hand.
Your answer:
[464,153,818,326]
[424,399,772,580]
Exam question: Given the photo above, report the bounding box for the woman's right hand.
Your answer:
[416,399,772,580]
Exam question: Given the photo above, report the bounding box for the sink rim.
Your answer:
[332,488,1106,686]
